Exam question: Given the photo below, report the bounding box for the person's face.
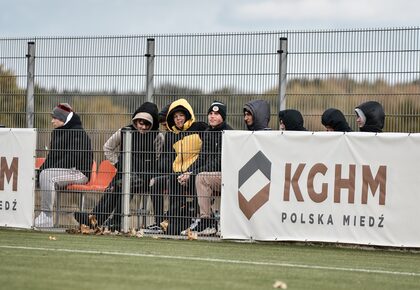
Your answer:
[160,121,169,131]
[356,115,365,128]
[244,111,253,126]
[173,111,186,129]
[325,125,334,131]
[279,120,286,131]
[51,117,64,129]
[134,119,152,133]
[208,111,223,128]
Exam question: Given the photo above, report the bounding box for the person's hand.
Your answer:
[149,178,155,187]
[177,172,191,186]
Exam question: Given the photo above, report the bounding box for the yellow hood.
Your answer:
[166,98,196,133]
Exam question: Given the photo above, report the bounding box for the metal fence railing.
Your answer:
[35,129,225,239]
[1,28,420,132]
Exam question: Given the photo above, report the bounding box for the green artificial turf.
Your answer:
[0,228,419,290]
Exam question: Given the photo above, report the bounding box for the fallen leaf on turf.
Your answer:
[48,236,56,241]
[160,220,168,232]
[273,280,287,289]
[95,227,103,235]
[80,224,90,235]
[187,229,197,240]
[129,228,137,237]
[136,229,144,238]
[88,214,97,228]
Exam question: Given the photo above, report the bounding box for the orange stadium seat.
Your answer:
[35,157,46,169]
[66,160,117,210]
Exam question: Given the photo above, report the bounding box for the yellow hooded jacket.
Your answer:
[166,98,206,173]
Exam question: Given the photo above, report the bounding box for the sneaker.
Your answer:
[198,226,217,236]
[103,217,121,232]
[181,218,217,236]
[34,212,53,228]
[143,224,164,234]
[180,218,201,236]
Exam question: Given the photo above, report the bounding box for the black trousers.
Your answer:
[164,174,198,234]
[92,174,147,227]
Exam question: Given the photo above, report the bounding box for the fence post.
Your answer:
[277,37,288,128]
[145,38,155,103]
[122,130,132,233]
[26,42,36,128]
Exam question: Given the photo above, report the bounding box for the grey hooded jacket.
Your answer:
[243,99,271,131]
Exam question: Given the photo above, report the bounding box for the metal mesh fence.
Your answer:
[35,129,224,239]
[1,28,415,237]
[2,28,418,132]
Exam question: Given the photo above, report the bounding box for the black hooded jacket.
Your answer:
[41,113,93,179]
[189,121,233,174]
[118,102,159,180]
[278,109,306,131]
[355,101,385,133]
[321,108,352,132]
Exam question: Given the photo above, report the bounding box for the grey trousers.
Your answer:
[39,168,88,213]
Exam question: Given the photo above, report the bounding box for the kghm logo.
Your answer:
[238,151,272,220]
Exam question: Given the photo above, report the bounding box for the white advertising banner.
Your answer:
[0,128,36,228]
[221,131,420,248]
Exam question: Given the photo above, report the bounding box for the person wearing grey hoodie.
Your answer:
[243,99,271,131]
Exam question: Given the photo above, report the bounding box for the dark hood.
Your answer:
[131,102,159,130]
[243,99,271,131]
[355,101,385,132]
[58,113,83,130]
[278,109,306,131]
[321,108,352,132]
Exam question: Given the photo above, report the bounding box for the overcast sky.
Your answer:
[1,0,418,37]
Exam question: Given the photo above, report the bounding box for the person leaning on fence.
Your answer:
[156,98,207,235]
[35,103,93,228]
[179,101,232,236]
[321,108,352,132]
[278,109,307,131]
[354,101,385,133]
[74,102,160,231]
[243,99,271,131]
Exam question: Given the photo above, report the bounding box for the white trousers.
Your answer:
[39,168,88,213]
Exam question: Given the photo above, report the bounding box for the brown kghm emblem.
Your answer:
[238,151,272,220]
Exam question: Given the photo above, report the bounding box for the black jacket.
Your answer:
[321,108,352,132]
[41,113,93,179]
[117,102,159,183]
[190,121,233,174]
[279,109,307,131]
[355,101,385,132]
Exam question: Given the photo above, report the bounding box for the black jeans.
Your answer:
[91,173,148,227]
[149,175,169,226]
[164,174,198,235]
